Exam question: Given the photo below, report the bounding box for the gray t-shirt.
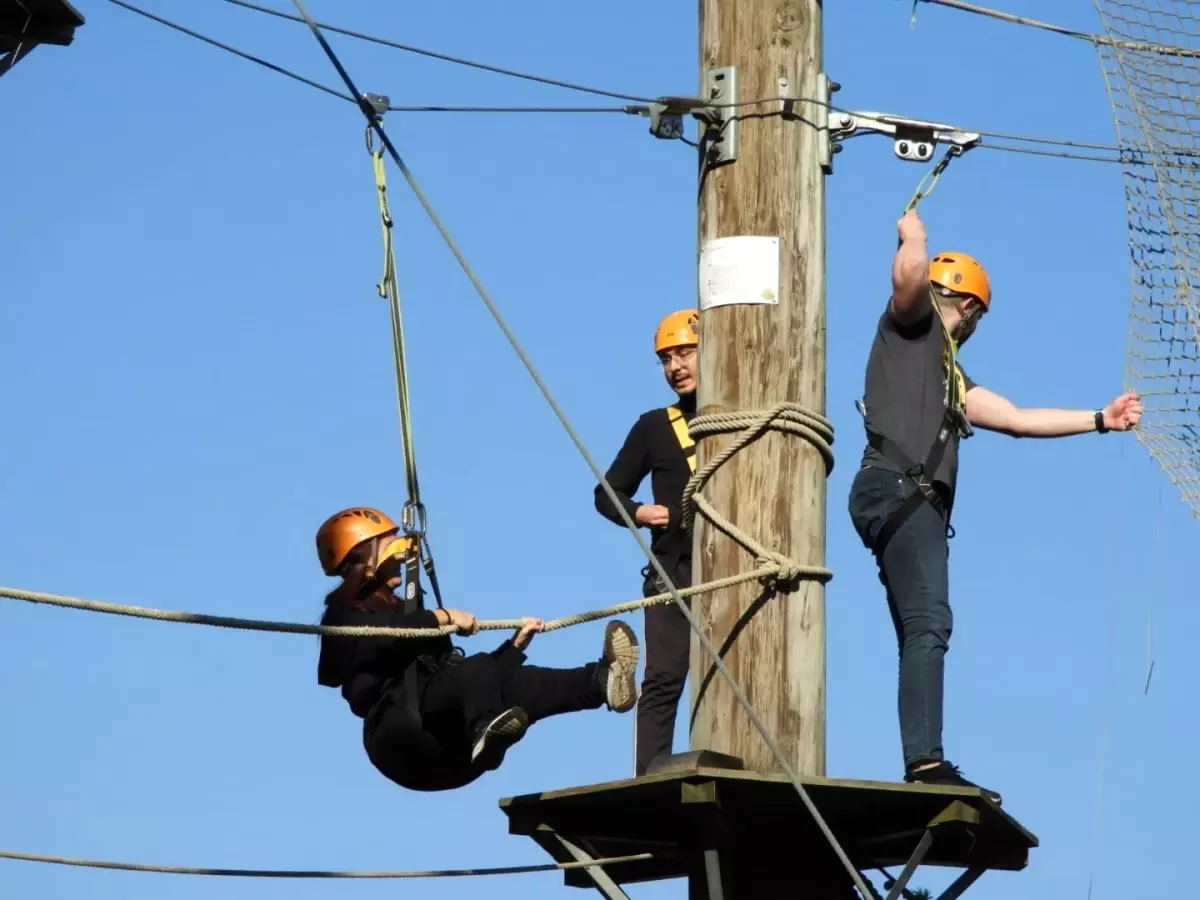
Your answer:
[858,306,977,495]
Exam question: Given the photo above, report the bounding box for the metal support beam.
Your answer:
[0,40,34,78]
[936,867,986,900]
[552,833,630,900]
[883,830,935,900]
[702,848,726,900]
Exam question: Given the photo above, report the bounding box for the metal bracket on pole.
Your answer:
[829,109,981,163]
[640,65,739,164]
[817,72,842,174]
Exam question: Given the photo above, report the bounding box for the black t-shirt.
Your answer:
[594,394,696,574]
[858,306,977,495]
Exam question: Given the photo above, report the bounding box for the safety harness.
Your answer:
[858,299,973,557]
[666,404,697,474]
[639,404,697,592]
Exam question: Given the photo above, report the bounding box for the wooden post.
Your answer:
[690,0,826,778]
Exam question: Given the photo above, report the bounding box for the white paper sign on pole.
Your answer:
[698,235,780,312]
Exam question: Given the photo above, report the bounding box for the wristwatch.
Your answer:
[1094,410,1109,433]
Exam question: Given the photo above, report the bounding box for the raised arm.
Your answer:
[965,385,1143,438]
[889,209,933,326]
[594,415,652,526]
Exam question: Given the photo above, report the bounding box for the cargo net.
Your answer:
[1095,0,1200,517]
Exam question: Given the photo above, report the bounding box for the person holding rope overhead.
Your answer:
[848,208,1143,804]
[315,507,641,792]
[594,309,698,777]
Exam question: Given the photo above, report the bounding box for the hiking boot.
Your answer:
[599,620,640,713]
[470,707,529,771]
[904,760,1002,805]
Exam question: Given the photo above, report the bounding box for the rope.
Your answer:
[681,403,835,583]
[278,4,874,897]
[0,569,777,639]
[0,848,653,879]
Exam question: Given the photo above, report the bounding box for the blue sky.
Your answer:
[2,1,1195,898]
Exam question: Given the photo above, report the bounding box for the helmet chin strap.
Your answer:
[952,302,983,346]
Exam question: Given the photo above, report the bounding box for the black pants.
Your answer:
[364,643,605,792]
[848,465,953,769]
[635,558,692,776]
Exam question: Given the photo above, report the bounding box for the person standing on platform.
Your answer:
[848,209,1143,805]
[594,309,700,777]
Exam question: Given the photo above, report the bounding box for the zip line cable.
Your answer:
[279,2,871,897]
[220,0,657,103]
[107,0,1198,171]
[0,848,653,879]
[913,0,1200,57]
[386,105,640,114]
[107,0,352,103]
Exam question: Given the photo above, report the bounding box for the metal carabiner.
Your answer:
[401,501,428,539]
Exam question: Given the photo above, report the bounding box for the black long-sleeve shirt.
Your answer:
[317,593,451,718]
[594,394,696,574]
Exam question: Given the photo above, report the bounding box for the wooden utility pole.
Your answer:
[690,0,827,776]
[505,12,1040,897]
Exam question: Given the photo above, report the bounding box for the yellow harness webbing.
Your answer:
[666,406,697,474]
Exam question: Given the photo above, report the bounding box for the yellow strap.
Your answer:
[667,406,697,473]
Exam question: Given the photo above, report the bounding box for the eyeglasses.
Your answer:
[657,346,697,367]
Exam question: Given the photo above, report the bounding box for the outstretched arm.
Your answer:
[888,209,932,326]
[965,386,1143,438]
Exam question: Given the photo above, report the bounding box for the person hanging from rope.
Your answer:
[593,309,699,777]
[848,208,1143,805]
[315,507,641,792]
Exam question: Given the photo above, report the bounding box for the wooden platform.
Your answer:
[499,757,1038,899]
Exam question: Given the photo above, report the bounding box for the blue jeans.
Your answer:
[848,465,953,768]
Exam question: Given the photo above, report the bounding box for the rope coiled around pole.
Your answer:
[681,401,836,584]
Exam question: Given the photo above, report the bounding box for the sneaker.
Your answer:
[469,707,529,771]
[904,760,1002,805]
[600,620,640,713]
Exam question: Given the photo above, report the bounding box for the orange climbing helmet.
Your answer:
[315,507,399,576]
[929,251,991,309]
[654,309,700,354]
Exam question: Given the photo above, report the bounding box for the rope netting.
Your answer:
[1094,0,1200,517]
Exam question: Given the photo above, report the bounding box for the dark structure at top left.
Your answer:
[1,0,84,79]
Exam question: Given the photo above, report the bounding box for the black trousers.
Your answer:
[364,643,605,792]
[848,466,953,768]
[635,558,692,776]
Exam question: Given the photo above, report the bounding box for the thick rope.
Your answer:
[0,848,652,879]
[681,402,835,583]
[0,569,777,639]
